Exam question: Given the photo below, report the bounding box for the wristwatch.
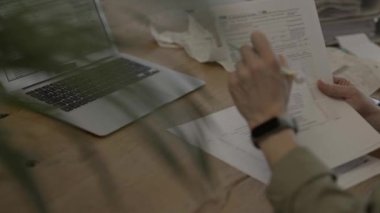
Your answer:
[251,115,298,149]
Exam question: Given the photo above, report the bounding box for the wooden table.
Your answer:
[1,1,380,212]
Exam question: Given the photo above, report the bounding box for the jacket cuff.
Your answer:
[266,147,335,207]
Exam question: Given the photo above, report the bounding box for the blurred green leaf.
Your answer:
[0,128,47,213]
[0,1,216,212]
[0,7,102,71]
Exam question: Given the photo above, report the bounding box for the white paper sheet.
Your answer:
[337,34,380,63]
[213,0,332,82]
[169,0,380,188]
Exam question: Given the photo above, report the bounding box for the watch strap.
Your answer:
[251,116,298,149]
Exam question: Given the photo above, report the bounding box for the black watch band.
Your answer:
[251,116,298,149]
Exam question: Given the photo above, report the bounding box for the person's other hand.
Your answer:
[318,77,379,118]
[228,31,292,129]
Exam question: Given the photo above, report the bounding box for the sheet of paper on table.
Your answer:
[169,106,380,189]
[337,33,380,63]
[169,0,380,188]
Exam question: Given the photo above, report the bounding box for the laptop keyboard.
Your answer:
[26,58,159,112]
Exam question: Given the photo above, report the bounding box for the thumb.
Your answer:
[318,80,351,99]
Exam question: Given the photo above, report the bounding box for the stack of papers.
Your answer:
[316,0,362,19]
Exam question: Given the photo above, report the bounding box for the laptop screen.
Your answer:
[0,0,115,91]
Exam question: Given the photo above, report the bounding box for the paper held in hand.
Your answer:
[169,0,380,187]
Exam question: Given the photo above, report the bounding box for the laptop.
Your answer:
[0,0,205,136]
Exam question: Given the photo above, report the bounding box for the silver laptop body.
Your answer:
[0,0,204,136]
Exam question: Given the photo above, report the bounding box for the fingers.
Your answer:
[333,76,352,86]
[251,31,279,70]
[235,61,251,82]
[239,32,282,74]
[317,80,350,99]
[240,45,263,72]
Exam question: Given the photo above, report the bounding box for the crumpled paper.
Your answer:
[150,15,234,71]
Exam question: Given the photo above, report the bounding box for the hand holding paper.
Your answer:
[170,0,380,187]
[318,77,380,119]
[229,32,292,129]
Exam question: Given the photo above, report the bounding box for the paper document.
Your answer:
[212,0,380,152]
[170,0,380,186]
[328,48,380,96]
[337,34,380,63]
[214,0,331,81]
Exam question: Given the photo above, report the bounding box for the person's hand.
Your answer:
[318,77,379,118]
[228,31,292,129]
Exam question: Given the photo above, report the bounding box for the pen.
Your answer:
[281,67,297,77]
[281,67,305,84]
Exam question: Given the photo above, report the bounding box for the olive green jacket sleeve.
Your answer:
[266,147,380,213]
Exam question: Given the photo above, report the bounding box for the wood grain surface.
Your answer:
[1,1,380,212]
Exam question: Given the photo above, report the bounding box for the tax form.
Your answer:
[214,0,330,83]
[169,0,380,186]
[213,0,344,131]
